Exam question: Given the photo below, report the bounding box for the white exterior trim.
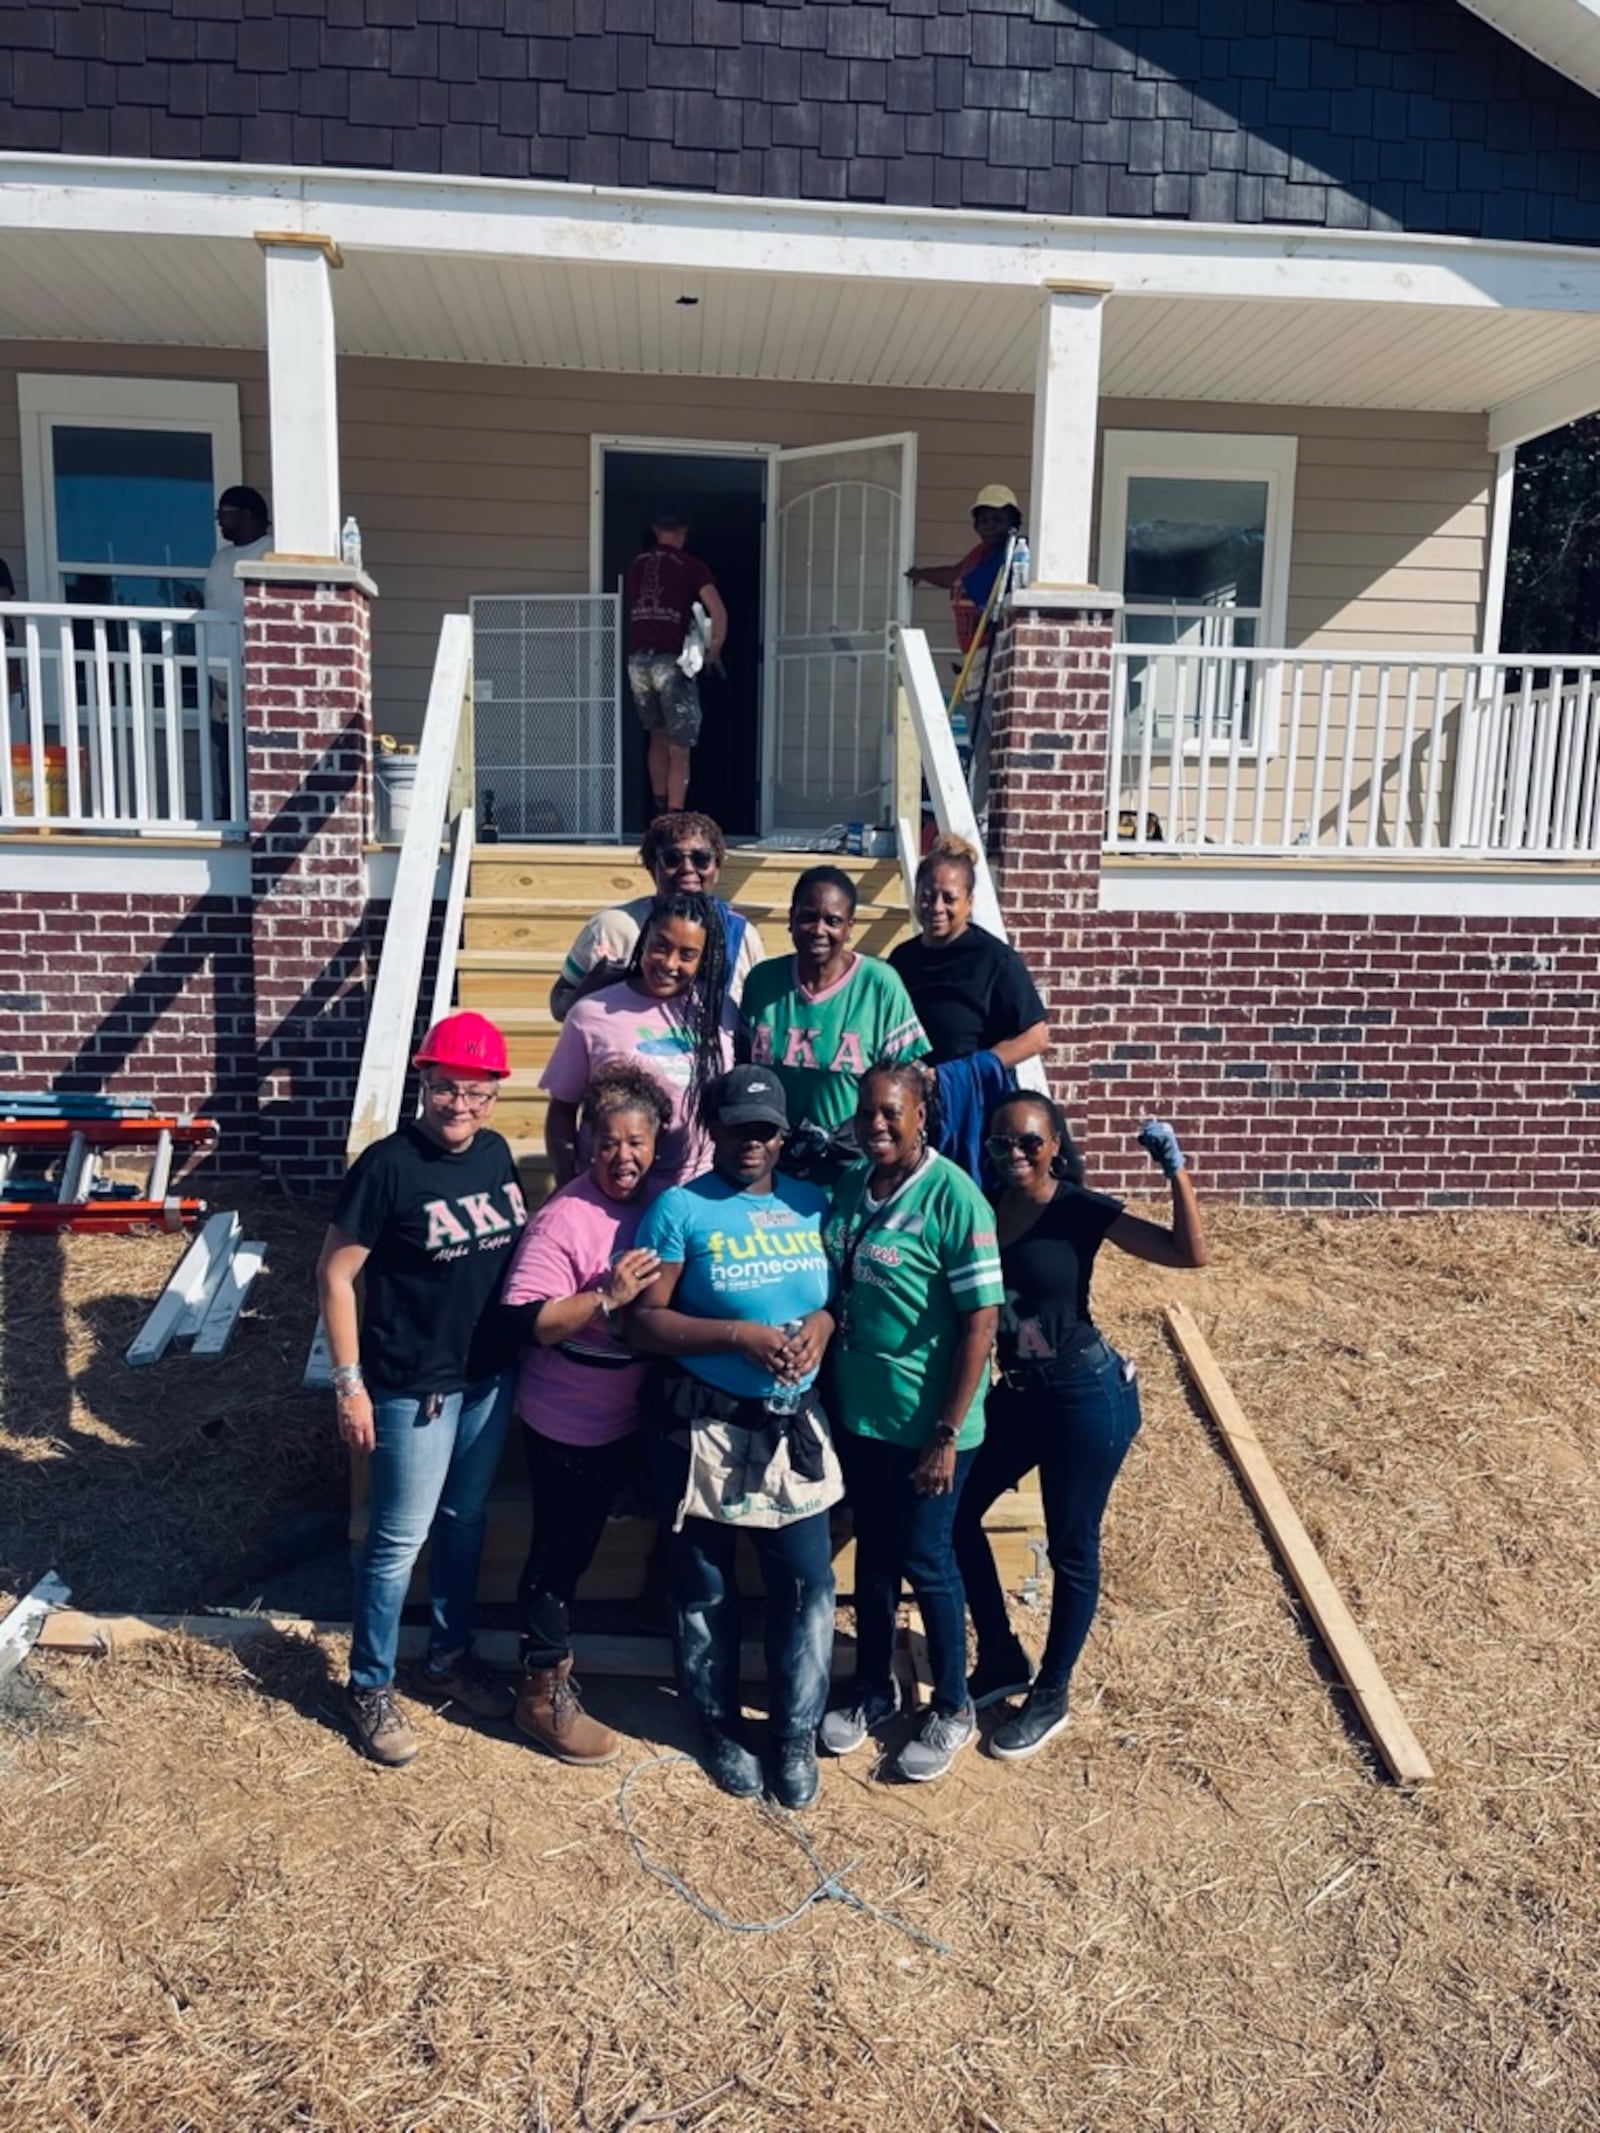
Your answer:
[1101,857,1600,916]
[17,372,241,602]
[8,155,1600,318]
[1487,355,1600,450]
[1030,287,1105,588]
[261,240,342,558]
[0,840,248,895]
[1480,446,1517,656]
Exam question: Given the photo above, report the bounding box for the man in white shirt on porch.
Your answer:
[203,486,273,619]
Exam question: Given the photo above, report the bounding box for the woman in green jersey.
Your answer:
[818,1060,1002,1785]
[740,865,929,1182]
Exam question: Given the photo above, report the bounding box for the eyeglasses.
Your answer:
[424,1080,498,1113]
[659,845,716,871]
[986,1131,1047,1161]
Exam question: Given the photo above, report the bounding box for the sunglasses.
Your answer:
[659,845,716,871]
[722,1119,784,1141]
[986,1131,1048,1161]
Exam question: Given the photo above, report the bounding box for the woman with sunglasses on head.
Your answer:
[628,1066,837,1811]
[889,832,1049,1179]
[316,1012,528,1768]
[819,1061,1003,1785]
[498,1061,672,1769]
[541,889,736,1189]
[954,1098,1209,1762]
[549,811,766,1022]
[740,864,929,1183]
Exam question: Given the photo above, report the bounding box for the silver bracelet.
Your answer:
[332,1364,365,1397]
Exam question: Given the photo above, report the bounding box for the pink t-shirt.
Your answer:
[538,981,736,1185]
[501,1174,655,1447]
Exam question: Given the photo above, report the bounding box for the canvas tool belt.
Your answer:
[655,1363,845,1533]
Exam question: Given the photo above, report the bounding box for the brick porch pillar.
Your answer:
[985,588,1120,1090]
[239,560,378,1187]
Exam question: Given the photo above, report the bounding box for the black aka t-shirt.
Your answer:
[996,1180,1124,1370]
[333,1121,529,1394]
[889,923,1046,1064]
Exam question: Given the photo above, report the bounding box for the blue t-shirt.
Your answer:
[637,1171,832,1401]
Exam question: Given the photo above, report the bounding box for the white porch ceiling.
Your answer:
[3,227,1600,420]
[1456,0,1600,95]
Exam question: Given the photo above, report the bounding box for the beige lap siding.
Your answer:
[0,346,1492,749]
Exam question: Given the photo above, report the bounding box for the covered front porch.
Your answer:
[5,156,1600,865]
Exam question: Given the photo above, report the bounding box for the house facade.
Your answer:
[3,0,1600,1202]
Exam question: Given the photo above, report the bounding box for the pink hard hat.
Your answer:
[413,1011,509,1080]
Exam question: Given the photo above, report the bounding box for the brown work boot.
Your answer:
[514,1655,620,1766]
[345,1681,419,1767]
[408,1647,516,1723]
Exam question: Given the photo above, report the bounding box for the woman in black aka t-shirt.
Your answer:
[316,1012,528,1769]
[888,834,1048,1069]
[953,1094,1209,1763]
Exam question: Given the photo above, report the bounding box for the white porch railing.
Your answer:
[1107,645,1600,859]
[1,601,243,834]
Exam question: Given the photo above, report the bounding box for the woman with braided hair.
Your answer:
[818,1060,1003,1785]
[540,890,735,1188]
[954,1093,1208,1761]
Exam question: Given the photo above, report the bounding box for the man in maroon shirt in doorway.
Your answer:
[625,506,729,816]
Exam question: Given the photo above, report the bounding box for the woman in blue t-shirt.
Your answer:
[629,1065,837,1812]
[954,1094,1209,1763]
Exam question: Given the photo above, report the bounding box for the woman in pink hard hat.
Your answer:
[317,1010,529,1767]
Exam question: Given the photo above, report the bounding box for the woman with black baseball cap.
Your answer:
[628,1065,840,1811]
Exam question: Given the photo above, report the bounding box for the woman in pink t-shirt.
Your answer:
[540,890,737,1188]
[500,1062,671,1768]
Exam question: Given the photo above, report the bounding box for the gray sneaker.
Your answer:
[345,1681,419,1767]
[818,1682,901,1757]
[895,1700,976,1784]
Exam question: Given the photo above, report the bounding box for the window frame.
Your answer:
[18,374,244,605]
[1098,429,1298,759]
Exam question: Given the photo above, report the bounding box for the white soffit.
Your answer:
[4,229,1600,414]
[1455,0,1600,95]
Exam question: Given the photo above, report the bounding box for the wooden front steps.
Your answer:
[459,842,912,1192]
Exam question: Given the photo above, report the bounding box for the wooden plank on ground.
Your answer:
[191,1241,266,1359]
[35,1611,856,1682]
[125,1211,241,1365]
[1164,1300,1434,1786]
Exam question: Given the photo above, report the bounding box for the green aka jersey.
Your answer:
[824,1151,1004,1451]
[741,953,928,1140]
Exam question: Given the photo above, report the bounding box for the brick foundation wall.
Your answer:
[0,891,258,1151]
[988,596,1600,1210]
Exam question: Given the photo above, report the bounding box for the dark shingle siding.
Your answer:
[3,0,1600,242]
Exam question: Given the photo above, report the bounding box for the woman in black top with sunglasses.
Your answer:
[954,1093,1209,1762]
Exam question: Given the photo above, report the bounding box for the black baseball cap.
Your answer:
[712,1065,789,1130]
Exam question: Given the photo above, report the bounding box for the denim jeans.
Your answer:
[517,1426,639,1665]
[954,1340,1141,1700]
[645,1432,835,1743]
[348,1371,514,1692]
[837,1429,977,1717]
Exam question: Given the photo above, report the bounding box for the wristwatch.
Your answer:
[930,1419,959,1448]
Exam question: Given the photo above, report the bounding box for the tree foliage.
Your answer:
[1504,415,1600,652]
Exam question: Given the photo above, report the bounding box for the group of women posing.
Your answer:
[318,809,1209,1804]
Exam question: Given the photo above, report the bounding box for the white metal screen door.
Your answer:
[470,593,620,840]
[767,433,915,832]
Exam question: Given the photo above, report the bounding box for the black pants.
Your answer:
[954,1341,1141,1700]
[516,1425,639,1665]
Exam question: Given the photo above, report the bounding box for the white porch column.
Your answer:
[257,232,343,559]
[1028,280,1109,587]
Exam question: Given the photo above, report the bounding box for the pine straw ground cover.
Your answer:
[1,1203,1598,2133]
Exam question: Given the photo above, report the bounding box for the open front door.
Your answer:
[767,432,916,832]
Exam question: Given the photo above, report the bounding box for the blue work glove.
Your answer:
[1138,1118,1186,1179]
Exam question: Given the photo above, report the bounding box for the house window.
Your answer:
[1099,431,1297,752]
[18,376,243,608]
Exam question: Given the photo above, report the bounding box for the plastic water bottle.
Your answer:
[767,1319,806,1414]
[341,515,363,569]
[1010,534,1031,591]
